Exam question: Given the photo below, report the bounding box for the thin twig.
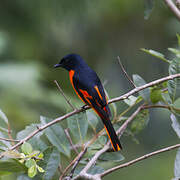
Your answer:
[109,73,180,104]
[164,0,180,21]
[117,56,136,88]
[58,164,63,174]
[143,104,180,114]
[7,123,15,146]
[0,137,20,142]
[60,133,103,179]
[117,104,144,137]
[80,144,109,175]
[0,73,179,159]
[54,80,76,110]
[59,147,88,180]
[100,143,180,177]
[64,128,79,154]
[79,105,143,175]
[69,148,88,179]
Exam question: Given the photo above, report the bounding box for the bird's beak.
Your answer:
[54,63,62,68]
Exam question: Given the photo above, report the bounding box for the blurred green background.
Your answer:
[0,0,179,179]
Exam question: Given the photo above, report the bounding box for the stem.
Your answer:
[164,0,180,21]
[1,73,179,158]
[100,143,180,177]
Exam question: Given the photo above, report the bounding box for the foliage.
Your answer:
[0,1,180,179]
[0,36,179,179]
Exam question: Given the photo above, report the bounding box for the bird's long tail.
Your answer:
[91,103,122,151]
[101,117,122,151]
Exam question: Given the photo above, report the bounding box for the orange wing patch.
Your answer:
[94,85,103,101]
[79,89,93,106]
[69,70,93,106]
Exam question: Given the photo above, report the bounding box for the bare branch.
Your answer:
[78,105,143,176]
[60,135,103,179]
[117,104,144,137]
[0,137,20,142]
[0,73,179,159]
[54,80,76,110]
[117,56,136,88]
[80,144,109,175]
[60,146,88,180]
[100,143,180,177]
[164,0,180,21]
[64,128,79,154]
[68,148,87,179]
[109,73,180,104]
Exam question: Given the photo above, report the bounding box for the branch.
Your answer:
[78,105,144,176]
[0,137,20,142]
[74,102,178,178]
[117,105,144,137]
[68,148,87,179]
[54,80,76,110]
[80,144,109,175]
[109,73,180,104]
[117,56,136,88]
[100,143,180,177]
[1,73,179,157]
[64,128,79,155]
[164,0,180,21]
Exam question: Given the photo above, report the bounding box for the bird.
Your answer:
[54,54,122,151]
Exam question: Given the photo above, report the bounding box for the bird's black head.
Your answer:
[54,54,84,71]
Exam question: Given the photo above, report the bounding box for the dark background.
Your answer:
[0,1,179,179]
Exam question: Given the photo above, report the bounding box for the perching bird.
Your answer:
[54,54,122,151]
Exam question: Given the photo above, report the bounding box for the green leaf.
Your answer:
[29,136,48,152]
[141,48,170,63]
[168,58,180,103]
[86,110,99,132]
[161,92,172,104]
[17,124,43,140]
[144,0,154,20]
[0,110,9,144]
[0,109,8,127]
[0,131,11,149]
[88,166,104,175]
[90,136,107,150]
[25,159,36,168]
[171,114,180,138]
[28,165,37,178]
[177,34,180,47]
[3,150,22,159]
[124,95,138,106]
[131,109,149,134]
[168,48,180,58]
[99,152,124,162]
[132,74,150,102]
[40,116,70,157]
[17,174,31,180]
[150,88,163,104]
[0,159,26,173]
[174,148,180,179]
[37,165,44,173]
[67,112,88,144]
[41,147,60,180]
[21,142,33,155]
[173,98,180,115]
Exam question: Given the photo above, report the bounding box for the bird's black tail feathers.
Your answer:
[101,117,122,151]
